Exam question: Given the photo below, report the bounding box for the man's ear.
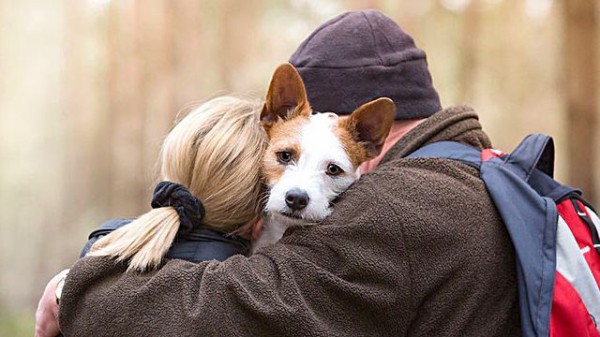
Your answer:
[341,98,396,159]
[260,63,311,132]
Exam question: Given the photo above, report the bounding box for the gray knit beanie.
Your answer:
[289,10,442,120]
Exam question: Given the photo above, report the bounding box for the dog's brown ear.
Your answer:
[261,63,311,132]
[342,98,395,159]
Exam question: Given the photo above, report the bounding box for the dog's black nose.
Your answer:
[285,189,309,211]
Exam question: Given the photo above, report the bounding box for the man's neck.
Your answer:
[360,119,425,174]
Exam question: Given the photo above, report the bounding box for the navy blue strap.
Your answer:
[479,162,557,337]
[406,141,482,168]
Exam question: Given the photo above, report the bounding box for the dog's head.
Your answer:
[260,63,395,225]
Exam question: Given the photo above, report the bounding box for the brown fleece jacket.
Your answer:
[59,106,520,337]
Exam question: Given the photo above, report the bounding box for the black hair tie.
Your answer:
[151,181,205,235]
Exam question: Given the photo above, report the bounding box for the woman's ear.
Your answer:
[251,217,264,242]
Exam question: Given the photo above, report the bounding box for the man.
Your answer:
[36,10,519,336]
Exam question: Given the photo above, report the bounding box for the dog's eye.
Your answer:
[326,163,344,176]
[277,151,294,164]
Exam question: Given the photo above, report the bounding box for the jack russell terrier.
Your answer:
[252,63,395,252]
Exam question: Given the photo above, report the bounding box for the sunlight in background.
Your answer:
[441,0,554,18]
[525,0,553,19]
[88,0,112,10]
[440,0,471,12]
[291,0,344,17]
[409,0,434,16]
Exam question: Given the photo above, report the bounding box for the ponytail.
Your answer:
[89,182,205,272]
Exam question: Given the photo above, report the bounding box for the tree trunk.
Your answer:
[106,0,147,217]
[563,0,598,202]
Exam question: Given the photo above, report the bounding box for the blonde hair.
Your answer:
[88,96,267,271]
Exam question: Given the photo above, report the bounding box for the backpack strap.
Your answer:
[406,141,482,167]
[506,133,555,180]
[510,134,579,202]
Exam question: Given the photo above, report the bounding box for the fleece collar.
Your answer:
[172,227,251,262]
[380,105,493,165]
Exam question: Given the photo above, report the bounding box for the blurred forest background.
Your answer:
[0,0,598,335]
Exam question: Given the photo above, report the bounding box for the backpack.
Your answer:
[408,134,600,337]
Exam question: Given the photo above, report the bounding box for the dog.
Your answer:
[252,63,395,252]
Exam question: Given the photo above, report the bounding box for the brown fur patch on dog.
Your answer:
[261,113,309,185]
[336,98,395,162]
[333,119,371,168]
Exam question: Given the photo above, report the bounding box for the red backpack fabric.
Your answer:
[551,196,600,337]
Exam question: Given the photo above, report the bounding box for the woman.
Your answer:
[86,95,267,271]
[35,96,267,336]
